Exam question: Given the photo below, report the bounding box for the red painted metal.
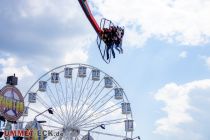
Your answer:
[78,0,102,36]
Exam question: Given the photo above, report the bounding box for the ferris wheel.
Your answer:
[19,64,134,140]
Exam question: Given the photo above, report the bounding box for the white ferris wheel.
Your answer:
[18,64,135,140]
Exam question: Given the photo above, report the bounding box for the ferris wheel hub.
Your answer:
[63,126,80,137]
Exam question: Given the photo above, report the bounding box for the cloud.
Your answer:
[205,57,210,69]
[0,0,95,71]
[0,0,98,95]
[179,51,187,58]
[0,57,33,82]
[92,0,210,47]
[64,49,88,64]
[2,0,209,65]
[20,0,80,20]
[154,79,210,139]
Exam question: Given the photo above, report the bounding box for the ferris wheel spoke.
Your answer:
[79,101,123,126]
[78,107,121,127]
[87,94,114,116]
[70,72,92,122]
[75,87,115,124]
[73,72,91,116]
[44,87,66,123]
[65,78,74,123]
[47,85,67,124]
[54,84,68,125]
[92,106,122,121]
[94,101,122,117]
[42,124,63,129]
[66,78,75,125]
[64,78,71,126]
[58,80,71,125]
[81,130,126,138]
[79,70,92,101]
[85,75,105,103]
[47,85,62,110]
[67,78,75,116]
[59,79,67,110]
[72,76,105,123]
[82,121,125,129]
[70,73,79,120]
[35,94,65,123]
[83,86,105,111]
[35,95,64,122]
[72,87,105,124]
[69,81,103,125]
[70,78,74,116]
[81,118,126,128]
[46,87,66,122]
[36,94,51,109]
[75,95,114,126]
[28,107,64,125]
[84,87,115,115]
[70,77,84,122]
[82,85,115,116]
[72,81,95,120]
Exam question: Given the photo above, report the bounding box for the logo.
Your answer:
[0,85,24,122]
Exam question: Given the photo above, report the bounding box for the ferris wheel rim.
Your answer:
[22,63,134,139]
[24,63,133,117]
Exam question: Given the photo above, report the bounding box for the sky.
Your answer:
[0,0,210,140]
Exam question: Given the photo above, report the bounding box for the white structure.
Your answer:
[115,88,123,100]
[22,106,29,116]
[78,66,87,77]
[82,134,94,140]
[64,67,73,78]
[39,81,47,92]
[24,64,134,139]
[28,92,37,103]
[92,69,100,81]
[122,103,131,114]
[104,76,113,88]
[51,72,59,83]
[125,120,134,132]
[123,138,132,140]
[15,121,23,129]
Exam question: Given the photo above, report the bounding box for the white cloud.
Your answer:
[205,57,210,69]
[0,57,33,82]
[51,35,93,65]
[0,57,33,79]
[154,79,210,138]
[92,0,210,47]
[179,51,188,58]
[64,49,88,64]
[0,0,95,72]
[20,0,80,21]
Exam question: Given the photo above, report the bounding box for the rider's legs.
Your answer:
[111,46,116,58]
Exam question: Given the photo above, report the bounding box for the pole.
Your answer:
[88,131,90,140]
[87,124,105,140]
[34,108,52,120]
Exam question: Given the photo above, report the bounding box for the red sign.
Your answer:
[0,85,24,122]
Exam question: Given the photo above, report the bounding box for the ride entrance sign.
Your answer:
[0,85,24,122]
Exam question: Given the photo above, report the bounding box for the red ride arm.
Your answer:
[78,0,103,36]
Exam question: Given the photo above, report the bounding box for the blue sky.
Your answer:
[1,0,210,140]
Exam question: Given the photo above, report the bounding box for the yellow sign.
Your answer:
[0,85,24,122]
